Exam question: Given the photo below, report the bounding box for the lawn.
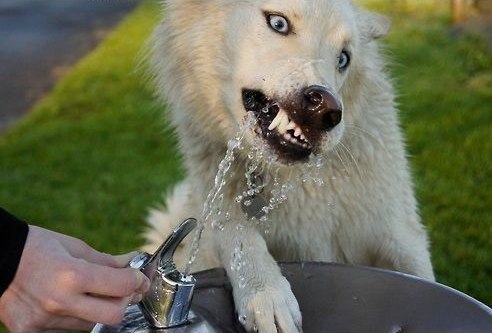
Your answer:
[0,0,490,326]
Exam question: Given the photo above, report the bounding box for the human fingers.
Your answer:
[47,316,96,332]
[59,294,132,326]
[60,235,120,267]
[1,300,101,333]
[129,292,144,304]
[113,251,142,268]
[81,261,150,297]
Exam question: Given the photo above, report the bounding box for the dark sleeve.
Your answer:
[0,208,29,297]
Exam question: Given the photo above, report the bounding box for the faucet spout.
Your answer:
[142,218,197,277]
[130,218,198,329]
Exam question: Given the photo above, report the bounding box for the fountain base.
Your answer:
[93,262,492,333]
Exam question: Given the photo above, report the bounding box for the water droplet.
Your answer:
[238,314,247,325]
[315,156,325,168]
[389,326,404,333]
[227,138,240,150]
[238,276,246,289]
[211,219,225,231]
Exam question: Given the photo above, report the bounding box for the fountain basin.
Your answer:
[94,262,492,333]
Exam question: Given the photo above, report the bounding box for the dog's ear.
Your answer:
[358,9,391,41]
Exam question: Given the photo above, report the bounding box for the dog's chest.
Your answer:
[257,186,341,261]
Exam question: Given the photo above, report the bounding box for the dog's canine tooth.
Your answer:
[286,120,296,131]
[294,127,302,137]
[278,112,290,134]
[268,109,284,131]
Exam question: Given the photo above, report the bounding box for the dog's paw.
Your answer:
[235,277,302,333]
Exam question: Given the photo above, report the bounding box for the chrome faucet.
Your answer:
[92,218,221,333]
[130,218,197,328]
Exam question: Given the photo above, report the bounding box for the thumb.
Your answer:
[112,251,142,268]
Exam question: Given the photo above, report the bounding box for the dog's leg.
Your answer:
[377,225,435,281]
[217,223,302,333]
[143,182,198,258]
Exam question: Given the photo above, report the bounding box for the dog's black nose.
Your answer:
[303,85,343,131]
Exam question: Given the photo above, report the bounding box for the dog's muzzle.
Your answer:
[242,85,343,163]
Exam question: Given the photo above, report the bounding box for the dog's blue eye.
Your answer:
[268,14,289,35]
[338,50,351,72]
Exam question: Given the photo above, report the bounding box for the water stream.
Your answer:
[184,112,255,275]
[184,111,329,276]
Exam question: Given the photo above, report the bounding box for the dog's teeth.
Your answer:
[286,120,296,131]
[268,111,282,131]
[278,113,290,134]
[294,127,302,137]
[268,109,287,131]
[300,134,306,141]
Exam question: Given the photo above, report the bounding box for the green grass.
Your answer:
[0,1,182,253]
[0,2,490,329]
[377,5,492,304]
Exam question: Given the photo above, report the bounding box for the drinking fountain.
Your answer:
[92,218,492,333]
[92,218,222,333]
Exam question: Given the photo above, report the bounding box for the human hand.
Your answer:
[0,225,150,332]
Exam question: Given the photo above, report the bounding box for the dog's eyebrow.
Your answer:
[261,3,302,21]
[330,25,353,46]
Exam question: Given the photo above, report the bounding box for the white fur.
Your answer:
[143,1,434,332]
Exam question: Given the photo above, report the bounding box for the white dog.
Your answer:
[143,1,435,332]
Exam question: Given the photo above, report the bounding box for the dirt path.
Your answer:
[0,0,138,133]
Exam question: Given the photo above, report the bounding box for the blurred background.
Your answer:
[0,0,139,132]
[0,0,490,329]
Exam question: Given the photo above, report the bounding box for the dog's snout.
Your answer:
[303,85,343,131]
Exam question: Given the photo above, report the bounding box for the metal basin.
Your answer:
[97,262,492,333]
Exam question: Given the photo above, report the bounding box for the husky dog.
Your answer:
[143,0,435,332]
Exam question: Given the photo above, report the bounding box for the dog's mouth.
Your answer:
[242,88,341,163]
[242,89,313,162]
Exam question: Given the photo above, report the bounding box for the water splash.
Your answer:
[229,236,249,289]
[299,155,326,186]
[185,111,332,275]
[184,113,256,275]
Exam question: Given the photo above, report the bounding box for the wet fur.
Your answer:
[143,1,434,332]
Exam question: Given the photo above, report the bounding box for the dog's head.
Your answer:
[153,0,390,164]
